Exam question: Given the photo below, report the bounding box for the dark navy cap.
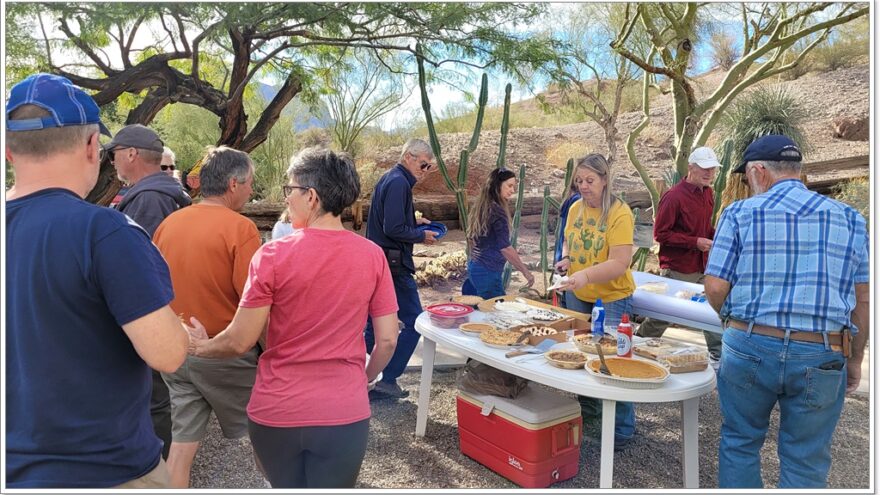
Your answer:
[5,73,112,137]
[733,134,802,173]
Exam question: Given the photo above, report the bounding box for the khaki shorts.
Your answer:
[112,458,170,489]
[162,347,258,442]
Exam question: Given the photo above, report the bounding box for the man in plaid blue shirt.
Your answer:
[704,135,869,488]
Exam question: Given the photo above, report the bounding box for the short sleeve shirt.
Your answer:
[565,199,635,303]
[240,228,398,427]
[6,189,172,488]
[470,203,512,272]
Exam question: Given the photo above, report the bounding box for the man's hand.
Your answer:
[417,216,432,226]
[183,316,209,355]
[696,237,713,252]
[423,230,438,245]
[846,359,862,394]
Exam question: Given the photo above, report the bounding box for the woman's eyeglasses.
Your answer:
[161,164,175,171]
[283,185,311,197]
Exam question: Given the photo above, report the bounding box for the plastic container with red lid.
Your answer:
[426,303,474,328]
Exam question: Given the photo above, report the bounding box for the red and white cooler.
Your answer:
[456,385,582,488]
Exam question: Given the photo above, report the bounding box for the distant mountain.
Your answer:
[257,82,332,132]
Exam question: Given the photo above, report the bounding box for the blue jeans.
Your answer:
[563,292,636,441]
[364,271,422,384]
[462,260,505,299]
[717,326,846,488]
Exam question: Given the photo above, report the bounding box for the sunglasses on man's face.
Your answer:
[161,164,176,171]
[420,161,434,171]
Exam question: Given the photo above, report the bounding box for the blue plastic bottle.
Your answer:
[591,298,605,336]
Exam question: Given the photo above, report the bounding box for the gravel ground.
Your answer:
[190,367,870,489]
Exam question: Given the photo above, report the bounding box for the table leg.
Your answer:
[681,397,700,488]
[415,338,436,437]
[599,399,616,488]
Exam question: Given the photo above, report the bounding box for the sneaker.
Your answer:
[368,381,410,401]
[614,435,634,452]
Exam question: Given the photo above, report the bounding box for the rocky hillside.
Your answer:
[371,65,869,198]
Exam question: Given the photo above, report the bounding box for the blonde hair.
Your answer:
[575,153,618,228]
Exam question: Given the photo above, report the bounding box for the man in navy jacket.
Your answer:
[364,138,438,399]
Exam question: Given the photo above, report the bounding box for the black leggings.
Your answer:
[248,418,370,488]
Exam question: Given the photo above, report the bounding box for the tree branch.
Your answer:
[123,15,147,68]
[57,17,114,74]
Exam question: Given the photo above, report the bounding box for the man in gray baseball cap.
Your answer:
[107,123,192,461]
[105,124,165,154]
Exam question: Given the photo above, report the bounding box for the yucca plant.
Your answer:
[716,85,810,215]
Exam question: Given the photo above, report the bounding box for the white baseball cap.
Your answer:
[688,146,721,169]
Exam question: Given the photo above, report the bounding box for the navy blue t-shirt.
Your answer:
[6,188,174,488]
[470,203,511,272]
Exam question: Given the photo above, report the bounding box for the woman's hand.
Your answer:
[559,269,590,292]
[183,317,209,356]
[554,258,571,274]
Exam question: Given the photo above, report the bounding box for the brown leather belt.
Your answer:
[726,319,849,355]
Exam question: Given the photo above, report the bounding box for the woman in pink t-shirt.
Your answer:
[186,148,399,488]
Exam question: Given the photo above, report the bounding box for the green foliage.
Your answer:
[719,85,810,167]
[832,178,870,228]
[712,139,735,226]
[323,52,408,157]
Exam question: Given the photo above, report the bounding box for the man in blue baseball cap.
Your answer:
[5,73,189,488]
[704,134,869,488]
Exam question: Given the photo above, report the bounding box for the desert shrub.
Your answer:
[355,160,385,199]
[832,177,870,228]
[717,85,810,215]
[709,32,739,70]
[297,127,332,149]
[544,142,593,169]
[719,85,810,166]
[810,16,869,72]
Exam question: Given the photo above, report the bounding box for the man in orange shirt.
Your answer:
[152,146,261,488]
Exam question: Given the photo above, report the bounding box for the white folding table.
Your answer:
[414,312,716,488]
[631,271,723,334]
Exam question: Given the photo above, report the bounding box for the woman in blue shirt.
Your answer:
[462,168,534,298]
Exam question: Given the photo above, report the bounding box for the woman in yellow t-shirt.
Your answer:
[554,153,636,449]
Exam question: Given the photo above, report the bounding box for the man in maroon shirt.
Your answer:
[637,146,723,362]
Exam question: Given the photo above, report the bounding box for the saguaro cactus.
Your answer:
[417,44,488,236]
[502,163,527,289]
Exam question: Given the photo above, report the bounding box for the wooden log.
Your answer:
[241,168,868,231]
[802,155,869,175]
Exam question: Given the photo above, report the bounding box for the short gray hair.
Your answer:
[162,146,176,163]
[287,147,360,216]
[749,157,802,176]
[399,138,433,162]
[6,105,98,158]
[138,148,163,166]
[199,146,253,197]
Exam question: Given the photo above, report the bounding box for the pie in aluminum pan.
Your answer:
[520,325,558,336]
[526,308,565,321]
[479,328,525,347]
[572,333,618,355]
